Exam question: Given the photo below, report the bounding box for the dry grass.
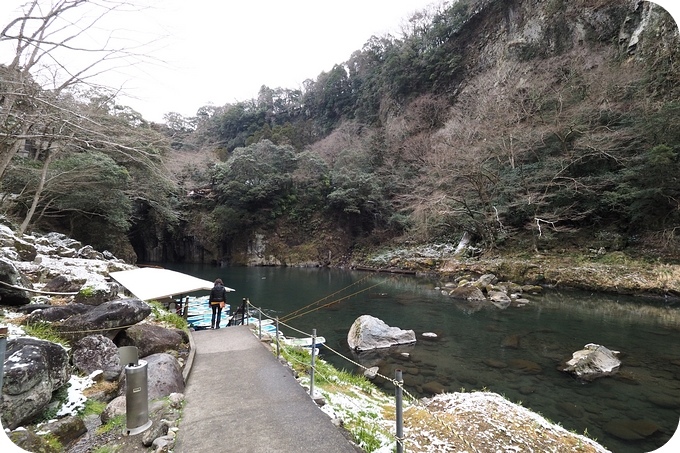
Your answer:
[49,297,71,306]
[82,380,118,398]
[402,392,608,453]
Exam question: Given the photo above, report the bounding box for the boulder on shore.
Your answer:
[118,353,185,400]
[347,315,416,352]
[72,334,123,381]
[116,324,186,358]
[0,257,31,306]
[560,343,621,381]
[54,298,151,342]
[1,337,71,429]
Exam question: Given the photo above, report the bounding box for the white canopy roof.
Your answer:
[110,268,234,301]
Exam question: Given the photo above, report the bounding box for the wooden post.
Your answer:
[182,295,188,320]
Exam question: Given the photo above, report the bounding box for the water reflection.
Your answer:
[162,263,680,453]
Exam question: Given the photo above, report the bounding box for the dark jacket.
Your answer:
[210,284,228,304]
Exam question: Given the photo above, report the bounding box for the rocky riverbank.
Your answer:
[1,223,191,452]
[351,243,680,300]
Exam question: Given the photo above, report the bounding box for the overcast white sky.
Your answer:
[1,0,439,121]
[0,1,679,123]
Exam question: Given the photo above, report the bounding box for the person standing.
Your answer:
[209,278,228,329]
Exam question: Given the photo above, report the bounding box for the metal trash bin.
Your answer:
[118,346,139,367]
[124,360,152,435]
[118,346,152,435]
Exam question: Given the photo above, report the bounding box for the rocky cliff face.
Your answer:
[132,0,678,267]
[232,0,677,268]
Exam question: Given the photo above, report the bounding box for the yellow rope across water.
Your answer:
[280,280,385,323]
[279,274,373,322]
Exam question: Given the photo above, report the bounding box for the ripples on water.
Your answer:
[165,264,680,453]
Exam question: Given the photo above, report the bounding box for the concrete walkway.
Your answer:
[174,325,361,453]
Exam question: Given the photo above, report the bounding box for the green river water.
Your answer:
[160,263,680,453]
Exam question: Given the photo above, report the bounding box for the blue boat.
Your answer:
[185,296,231,330]
[249,321,326,349]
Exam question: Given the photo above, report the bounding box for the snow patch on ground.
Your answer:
[368,243,462,265]
[1,309,26,338]
[55,373,97,417]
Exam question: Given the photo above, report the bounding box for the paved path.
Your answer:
[174,325,361,453]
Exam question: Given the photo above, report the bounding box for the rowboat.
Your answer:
[184,296,231,329]
[186,312,232,329]
[245,317,275,327]
[247,320,325,349]
[281,335,326,349]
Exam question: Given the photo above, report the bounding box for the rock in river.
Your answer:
[347,315,416,352]
[560,343,621,381]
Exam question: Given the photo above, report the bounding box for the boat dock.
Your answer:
[174,325,361,453]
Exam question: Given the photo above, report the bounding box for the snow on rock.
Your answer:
[404,392,611,452]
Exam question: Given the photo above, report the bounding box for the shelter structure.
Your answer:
[110,268,235,317]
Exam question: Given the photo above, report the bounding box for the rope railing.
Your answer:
[22,320,148,336]
[245,300,480,452]
[0,280,79,296]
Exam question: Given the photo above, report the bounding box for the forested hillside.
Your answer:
[1,0,679,266]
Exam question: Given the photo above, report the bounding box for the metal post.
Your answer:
[0,327,8,392]
[258,307,262,340]
[395,369,404,453]
[310,329,316,398]
[275,317,280,358]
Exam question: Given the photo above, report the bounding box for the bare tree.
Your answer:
[0,0,151,181]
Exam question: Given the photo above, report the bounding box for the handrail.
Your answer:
[246,300,479,452]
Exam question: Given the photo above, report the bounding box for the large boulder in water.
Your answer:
[560,343,621,381]
[347,315,416,352]
[448,285,486,301]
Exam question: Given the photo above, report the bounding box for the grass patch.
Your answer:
[149,301,189,330]
[78,286,96,297]
[93,446,122,453]
[97,414,126,435]
[346,415,384,452]
[22,321,69,347]
[279,345,375,392]
[79,399,107,417]
[42,433,63,452]
[277,343,393,452]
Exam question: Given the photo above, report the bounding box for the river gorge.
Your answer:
[164,263,680,453]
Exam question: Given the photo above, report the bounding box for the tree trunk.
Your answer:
[19,148,52,234]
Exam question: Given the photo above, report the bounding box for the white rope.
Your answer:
[0,279,79,296]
